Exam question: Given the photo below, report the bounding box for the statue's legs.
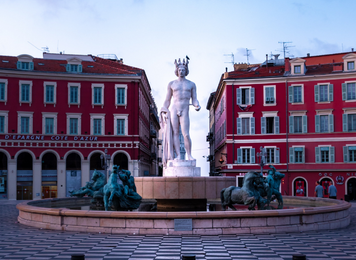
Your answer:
[179,109,194,160]
[171,112,182,159]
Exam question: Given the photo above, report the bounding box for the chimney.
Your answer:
[284,58,291,72]
[234,63,249,71]
[307,53,310,57]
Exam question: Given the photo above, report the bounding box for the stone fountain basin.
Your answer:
[17,196,351,235]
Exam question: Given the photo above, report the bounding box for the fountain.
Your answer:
[17,58,351,234]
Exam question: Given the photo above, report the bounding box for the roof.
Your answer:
[0,54,144,76]
[226,65,285,79]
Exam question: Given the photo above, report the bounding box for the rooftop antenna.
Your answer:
[28,41,50,53]
[244,48,255,64]
[277,41,294,59]
[224,53,234,70]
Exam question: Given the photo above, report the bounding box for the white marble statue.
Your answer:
[160,58,201,167]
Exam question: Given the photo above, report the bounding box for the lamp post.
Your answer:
[256,146,267,176]
[100,149,111,180]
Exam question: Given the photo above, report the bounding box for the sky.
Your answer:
[1,0,356,176]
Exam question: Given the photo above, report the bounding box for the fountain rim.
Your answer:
[17,196,351,219]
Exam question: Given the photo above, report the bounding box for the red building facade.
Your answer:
[0,53,159,200]
[211,52,356,200]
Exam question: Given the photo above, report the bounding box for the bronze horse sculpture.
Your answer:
[220,171,266,210]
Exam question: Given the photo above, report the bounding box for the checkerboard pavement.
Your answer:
[1,200,356,260]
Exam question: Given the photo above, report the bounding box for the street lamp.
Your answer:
[256,146,267,176]
[100,149,111,180]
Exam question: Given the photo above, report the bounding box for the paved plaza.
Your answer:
[0,201,356,260]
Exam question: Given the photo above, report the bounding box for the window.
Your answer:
[288,85,304,104]
[344,146,356,162]
[44,82,57,106]
[265,147,280,164]
[264,86,275,105]
[117,119,125,135]
[0,82,5,101]
[66,58,82,73]
[237,113,255,135]
[315,84,333,102]
[0,116,4,133]
[294,65,301,74]
[17,111,33,134]
[347,61,355,71]
[0,111,8,133]
[290,147,305,163]
[69,118,78,135]
[261,116,279,134]
[94,88,102,104]
[92,84,104,106]
[68,83,81,106]
[66,113,81,135]
[0,79,7,104]
[114,114,128,135]
[343,113,356,132]
[45,118,54,134]
[90,114,105,135]
[21,117,30,134]
[70,87,78,103]
[237,147,255,164]
[42,112,57,135]
[316,146,334,163]
[115,84,127,106]
[342,82,356,101]
[315,114,334,133]
[289,115,307,133]
[17,54,34,71]
[236,87,255,106]
[19,80,32,105]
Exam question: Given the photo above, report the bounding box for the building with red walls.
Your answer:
[210,51,356,200]
[0,53,160,200]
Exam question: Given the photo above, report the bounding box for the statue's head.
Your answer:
[174,58,189,77]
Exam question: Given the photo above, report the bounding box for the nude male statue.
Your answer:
[160,58,200,166]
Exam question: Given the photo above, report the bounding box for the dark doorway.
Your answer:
[17,152,33,200]
[42,153,57,199]
[90,153,104,179]
[0,152,8,199]
[66,153,81,197]
[114,153,128,170]
[347,178,356,201]
[320,178,332,198]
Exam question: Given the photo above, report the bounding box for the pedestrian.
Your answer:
[315,181,323,198]
[328,183,337,199]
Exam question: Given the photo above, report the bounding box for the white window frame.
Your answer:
[115,84,128,108]
[66,113,82,135]
[90,114,105,136]
[17,54,34,71]
[19,80,32,106]
[343,80,356,102]
[290,145,305,164]
[43,81,57,107]
[114,114,129,136]
[91,83,104,108]
[290,58,306,75]
[264,146,280,164]
[237,86,254,106]
[0,110,9,134]
[263,85,276,106]
[343,53,356,72]
[289,110,307,134]
[0,79,8,105]
[342,108,356,132]
[68,83,81,107]
[315,82,333,103]
[66,57,82,73]
[289,84,304,104]
[316,145,333,163]
[237,112,254,135]
[315,109,333,133]
[17,111,34,134]
[236,146,254,164]
[261,111,279,134]
[42,112,58,135]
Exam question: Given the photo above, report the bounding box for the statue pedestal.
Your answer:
[163,159,201,177]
